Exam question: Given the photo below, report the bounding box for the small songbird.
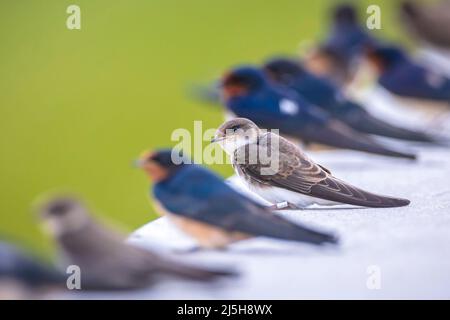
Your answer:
[38,196,233,290]
[212,118,411,209]
[220,66,416,159]
[0,241,64,298]
[366,45,450,103]
[401,0,450,50]
[135,149,338,249]
[263,57,441,143]
[304,3,376,85]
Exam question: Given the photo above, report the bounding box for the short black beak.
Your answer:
[133,159,145,168]
[211,136,225,143]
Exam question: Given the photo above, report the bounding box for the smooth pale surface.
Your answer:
[70,146,450,299]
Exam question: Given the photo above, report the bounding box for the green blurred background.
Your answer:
[0,0,405,257]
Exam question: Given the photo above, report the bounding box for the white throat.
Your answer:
[218,135,252,156]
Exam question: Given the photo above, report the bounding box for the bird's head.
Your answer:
[366,45,405,72]
[332,3,358,26]
[220,66,267,100]
[303,45,350,84]
[263,58,304,85]
[135,149,188,182]
[211,118,260,155]
[37,196,90,238]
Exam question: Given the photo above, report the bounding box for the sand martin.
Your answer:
[38,196,233,290]
[213,118,411,209]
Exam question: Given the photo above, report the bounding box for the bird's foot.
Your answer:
[268,201,301,211]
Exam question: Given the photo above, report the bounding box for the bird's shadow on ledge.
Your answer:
[281,205,369,212]
[176,242,342,257]
[321,159,447,172]
[223,244,341,257]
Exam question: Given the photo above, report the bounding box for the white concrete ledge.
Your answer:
[86,147,450,299]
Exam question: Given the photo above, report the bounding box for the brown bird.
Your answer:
[38,196,234,290]
[213,118,411,209]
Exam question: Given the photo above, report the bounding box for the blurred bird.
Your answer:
[213,118,411,209]
[304,3,376,85]
[366,45,450,103]
[221,66,416,159]
[401,0,450,50]
[0,241,64,298]
[38,197,233,290]
[263,57,442,143]
[136,149,338,249]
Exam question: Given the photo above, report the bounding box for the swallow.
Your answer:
[38,196,233,290]
[220,66,416,159]
[0,241,64,298]
[263,57,442,143]
[367,45,450,103]
[401,0,450,50]
[213,118,411,209]
[304,3,376,85]
[136,149,338,249]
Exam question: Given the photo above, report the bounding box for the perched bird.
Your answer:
[220,66,416,159]
[0,241,64,298]
[401,0,450,50]
[304,3,376,85]
[38,196,233,290]
[213,118,411,209]
[136,149,338,249]
[263,57,441,143]
[367,45,450,103]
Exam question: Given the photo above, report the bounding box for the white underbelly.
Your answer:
[245,180,337,208]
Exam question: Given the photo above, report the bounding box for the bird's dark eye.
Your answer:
[230,125,240,131]
[148,153,159,163]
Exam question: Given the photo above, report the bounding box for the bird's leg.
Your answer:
[268,201,301,211]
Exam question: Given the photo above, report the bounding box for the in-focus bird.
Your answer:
[401,0,450,50]
[212,118,411,209]
[263,57,442,143]
[366,45,450,103]
[38,196,233,290]
[0,241,64,298]
[135,149,338,249]
[220,66,416,159]
[304,3,376,85]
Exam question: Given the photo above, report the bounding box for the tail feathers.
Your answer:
[310,177,411,208]
[242,213,339,246]
[343,111,441,144]
[303,121,417,160]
